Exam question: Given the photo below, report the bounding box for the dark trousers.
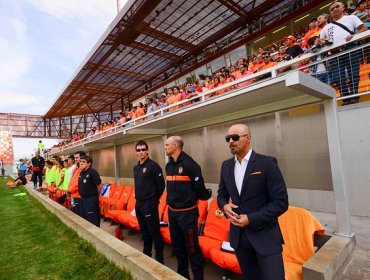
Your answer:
[72,197,81,216]
[80,196,100,227]
[136,199,164,264]
[329,49,360,99]
[235,230,285,280]
[169,208,203,280]
[32,171,43,188]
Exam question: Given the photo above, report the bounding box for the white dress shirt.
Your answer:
[234,149,252,195]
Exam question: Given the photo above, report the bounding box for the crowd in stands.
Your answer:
[50,1,370,152]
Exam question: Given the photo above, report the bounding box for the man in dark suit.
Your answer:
[217,124,288,280]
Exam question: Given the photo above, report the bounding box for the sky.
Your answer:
[0,0,128,159]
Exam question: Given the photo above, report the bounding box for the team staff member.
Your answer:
[68,151,86,215]
[165,136,209,280]
[78,155,101,227]
[134,140,165,264]
[217,124,289,280]
[31,152,45,189]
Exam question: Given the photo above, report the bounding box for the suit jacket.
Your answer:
[217,150,288,256]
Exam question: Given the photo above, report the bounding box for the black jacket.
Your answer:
[217,150,289,255]
[78,167,101,198]
[134,158,165,202]
[166,151,207,209]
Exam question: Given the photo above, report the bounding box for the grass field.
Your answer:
[0,176,132,280]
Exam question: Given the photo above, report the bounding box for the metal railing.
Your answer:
[50,30,370,154]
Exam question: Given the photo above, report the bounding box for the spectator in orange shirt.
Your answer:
[303,18,320,48]
[135,104,145,122]
[237,63,254,88]
[258,53,278,72]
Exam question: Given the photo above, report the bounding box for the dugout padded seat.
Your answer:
[198,198,230,259]
[160,200,209,245]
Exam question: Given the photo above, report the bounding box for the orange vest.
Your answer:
[68,168,81,198]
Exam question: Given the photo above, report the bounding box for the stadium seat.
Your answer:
[161,200,209,245]
[105,186,133,218]
[198,198,230,259]
[128,191,168,231]
[208,206,325,280]
[116,194,137,227]
[99,182,116,214]
[101,185,126,217]
[279,206,325,280]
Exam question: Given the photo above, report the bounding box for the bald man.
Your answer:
[165,136,210,280]
[217,124,288,280]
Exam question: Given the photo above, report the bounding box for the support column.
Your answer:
[113,144,120,185]
[324,98,352,236]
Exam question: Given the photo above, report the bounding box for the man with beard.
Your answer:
[217,124,288,280]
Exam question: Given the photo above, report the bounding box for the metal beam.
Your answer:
[217,0,249,20]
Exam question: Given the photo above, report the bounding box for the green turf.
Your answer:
[0,176,132,280]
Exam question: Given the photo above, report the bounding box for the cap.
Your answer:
[161,93,166,97]
[284,35,295,42]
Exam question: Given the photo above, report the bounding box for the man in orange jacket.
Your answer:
[68,150,86,215]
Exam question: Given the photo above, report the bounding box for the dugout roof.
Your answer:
[44,0,325,118]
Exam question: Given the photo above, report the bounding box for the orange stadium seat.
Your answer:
[105,186,133,218]
[208,206,324,279]
[128,191,168,231]
[102,185,126,217]
[198,198,230,259]
[279,206,324,280]
[99,182,117,214]
[116,194,137,227]
[161,200,209,245]
[107,189,135,223]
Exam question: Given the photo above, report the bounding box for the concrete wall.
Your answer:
[89,103,370,217]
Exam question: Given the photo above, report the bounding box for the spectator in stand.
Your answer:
[274,45,288,62]
[119,112,127,126]
[248,55,258,73]
[303,18,320,48]
[354,0,370,63]
[317,13,330,31]
[320,1,367,104]
[158,93,167,109]
[307,36,329,84]
[258,52,278,72]
[79,155,101,227]
[146,98,156,119]
[284,35,304,59]
[237,63,254,88]
[135,104,145,122]
[31,152,45,190]
[73,132,79,142]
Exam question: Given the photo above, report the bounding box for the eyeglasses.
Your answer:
[225,134,248,143]
[136,148,147,152]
